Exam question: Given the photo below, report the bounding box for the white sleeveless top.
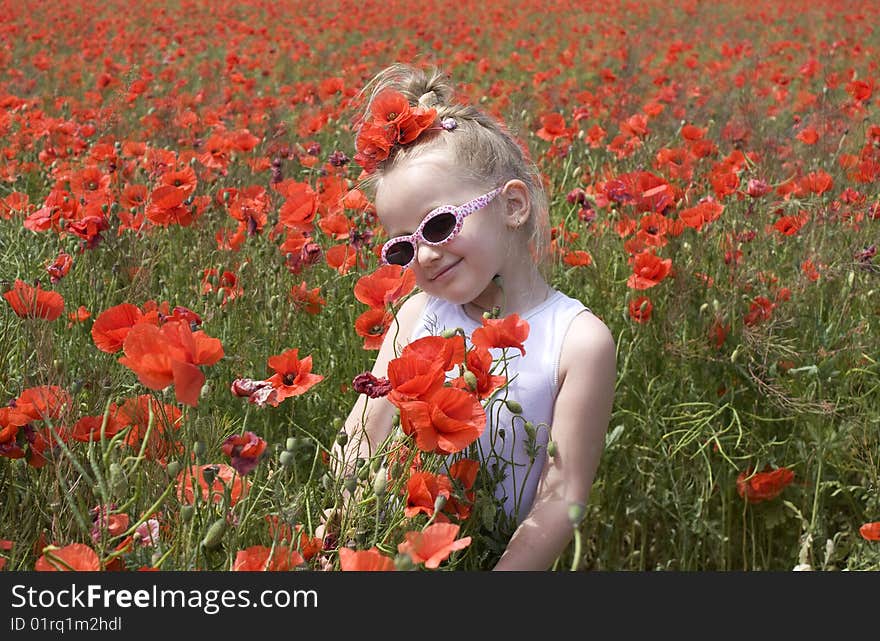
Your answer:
[409,290,591,524]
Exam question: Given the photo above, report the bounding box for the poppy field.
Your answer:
[1,0,879,571]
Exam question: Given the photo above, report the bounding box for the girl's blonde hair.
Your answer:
[354,63,551,270]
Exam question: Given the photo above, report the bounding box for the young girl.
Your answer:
[336,63,616,570]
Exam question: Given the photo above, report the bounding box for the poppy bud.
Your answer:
[215,288,226,305]
[433,494,447,513]
[699,303,709,316]
[370,457,382,474]
[440,328,457,339]
[201,518,228,550]
[730,346,741,363]
[505,399,523,414]
[193,441,206,461]
[279,451,294,467]
[391,412,400,428]
[463,370,478,391]
[523,421,536,440]
[321,473,334,492]
[547,440,559,458]
[165,461,182,479]
[847,271,854,289]
[344,476,358,493]
[286,437,297,451]
[390,461,403,480]
[394,553,415,571]
[335,431,348,447]
[568,503,586,528]
[372,468,387,497]
[181,505,194,523]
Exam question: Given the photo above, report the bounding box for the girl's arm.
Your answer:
[332,292,428,476]
[493,312,616,571]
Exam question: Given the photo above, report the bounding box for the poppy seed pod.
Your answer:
[372,468,387,497]
[201,518,228,550]
[180,505,194,523]
[165,461,182,479]
[344,476,358,494]
[285,437,297,451]
[463,370,478,392]
[335,431,348,447]
[279,451,294,467]
[505,399,523,414]
[568,503,586,528]
[394,553,415,571]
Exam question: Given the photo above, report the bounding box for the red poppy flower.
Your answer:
[563,250,593,267]
[230,378,279,407]
[221,431,268,476]
[34,543,101,571]
[339,546,396,571]
[176,463,250,506]
[266,349,324,403]
[354,121,394,173]
[289,282,325,315]
[370,89,412,128]
[25,425,68,469]
[626,250,673,290]
[400,335,466,373]
[46,251,73,283]
[736,466,795,503]
[354,264,417,309]
[352,372,392,398]
[3,280,64,321]
[160,165,198,195]
[0,539,12,570]
[0,407,30,460]
[355,308,393,350]
[15,386,71,421]
[396,105,438,144]
[118,320,224,407]
[451,346,506,399]
[398,387,486,455]
[859,522,880,542]
[387,352,446,405]
[71,413,127,443]
[117,395,181,461]
[325,243,360,274]
[471,313,530,356]
[628,296,653,323]
[265,517,322,560]
[91,303,146,353]
[405,471,453,519]
[232,545,304,571]
[445,458,480,520]
[397,523,472,569]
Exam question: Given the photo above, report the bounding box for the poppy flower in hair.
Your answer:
[354,89,438,173]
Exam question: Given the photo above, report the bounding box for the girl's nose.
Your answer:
[416,242,443,266]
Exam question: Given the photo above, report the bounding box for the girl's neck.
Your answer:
[463,269,552,324]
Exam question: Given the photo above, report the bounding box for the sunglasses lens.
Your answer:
[422,212,457,243]
[385,241,414,266]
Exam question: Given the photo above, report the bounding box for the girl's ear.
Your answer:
[501,179,531,229]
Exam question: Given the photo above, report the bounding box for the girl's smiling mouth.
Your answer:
[428,259,461,282]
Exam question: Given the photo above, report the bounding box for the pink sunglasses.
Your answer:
[380,188,503,268]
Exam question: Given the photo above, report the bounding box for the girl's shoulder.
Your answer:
[557,304,616,385]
